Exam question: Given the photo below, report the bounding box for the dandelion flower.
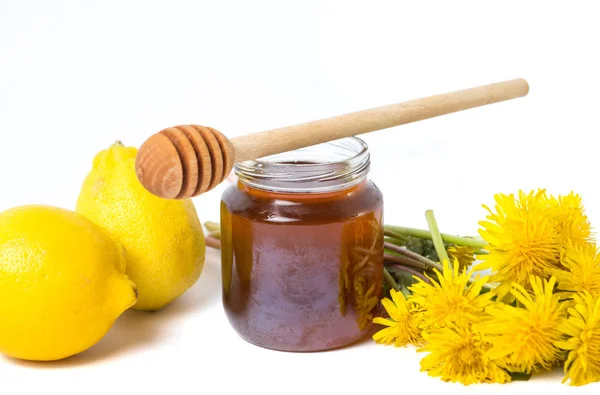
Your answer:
[410,259,492,330]
[477,190,561,300]
[556,292,600,386]
[418,325,511,385]
[477,276,567,373]
[372,289,422,347]
[554,244,600,298]
[549,192,592,248]
[447,245,477,271]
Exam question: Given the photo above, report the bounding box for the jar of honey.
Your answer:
[220,137,383,352]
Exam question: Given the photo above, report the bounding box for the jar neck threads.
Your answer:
[234,137,370,194]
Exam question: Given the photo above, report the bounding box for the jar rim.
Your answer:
[234,137,370,193]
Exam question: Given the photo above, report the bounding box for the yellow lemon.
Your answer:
[76,142,205,311]
[0,205,137,361]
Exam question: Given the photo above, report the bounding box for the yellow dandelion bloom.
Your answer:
[477,276,567,374]
[477,190,561,300]
[553,244,600,298]
[372,289,423,347]
[410,259,492,330]
[549,192,592,248]
[556,292,600,386]
[447,245,477,271]
[418,325,511,385]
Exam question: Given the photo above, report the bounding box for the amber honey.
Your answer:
[220,138,383,352]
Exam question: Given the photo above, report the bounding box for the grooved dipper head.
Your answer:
[135,125,234,199]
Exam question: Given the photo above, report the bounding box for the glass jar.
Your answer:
[220,137,384,352]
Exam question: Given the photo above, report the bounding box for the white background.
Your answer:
[1,0,599,393]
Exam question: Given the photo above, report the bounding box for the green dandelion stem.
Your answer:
[399,284,411,298]
[384,225,487,249]
[205,236,221,250]
[385,263,431,284]
[208,230,221,239]
[383,267,399,291]
[384,242,443,272]
[384,236,407,246]
[203,221,221,233]
[425,210,450,263]
[384,251,430,271]
[383,229,408,242]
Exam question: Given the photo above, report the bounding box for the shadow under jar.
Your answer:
[220,137,384,352]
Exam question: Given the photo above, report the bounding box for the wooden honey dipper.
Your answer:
[136,78,529,199]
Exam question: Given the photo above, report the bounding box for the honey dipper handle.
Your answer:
[231,78,529,162]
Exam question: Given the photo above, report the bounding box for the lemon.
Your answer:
[76,142,205,311]
[0,205,137,361]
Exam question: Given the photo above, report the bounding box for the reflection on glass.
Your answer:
[339,212,384,331]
